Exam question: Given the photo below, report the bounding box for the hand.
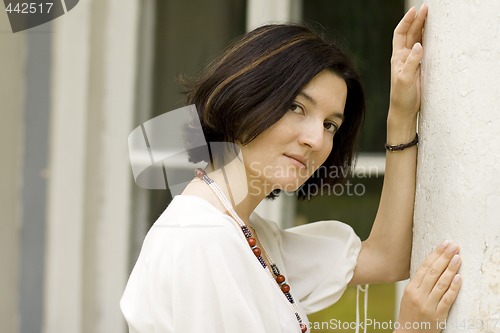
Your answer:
[395,241,462,333]
[389,5,428,120]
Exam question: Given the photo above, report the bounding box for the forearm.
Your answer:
[366,110,418,279]
[349,4,426,285]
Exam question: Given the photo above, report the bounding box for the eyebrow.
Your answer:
[297,91,345,121]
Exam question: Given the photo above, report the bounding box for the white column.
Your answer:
[45,0,139,332]
[89,0,139,331]
[0,11,26,333]
[413,1,500,332]
[246,0,302,31]
[129,0,157,277]
[44,1,91,331]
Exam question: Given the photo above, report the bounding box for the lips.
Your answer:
[285,153,307,168]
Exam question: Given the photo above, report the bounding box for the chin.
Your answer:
[274,178,307,193]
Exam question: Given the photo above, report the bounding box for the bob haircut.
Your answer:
[183,24,365,200]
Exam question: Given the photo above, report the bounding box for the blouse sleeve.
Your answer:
[277,220,361,314]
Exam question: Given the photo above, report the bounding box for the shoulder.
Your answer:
[133,195,245,262]
[155,195,234,228]
[250,212,358,241]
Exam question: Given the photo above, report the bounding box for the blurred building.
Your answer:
[0,1,409,332]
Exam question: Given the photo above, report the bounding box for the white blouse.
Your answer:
[121,195,361,333]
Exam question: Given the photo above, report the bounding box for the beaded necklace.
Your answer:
[195,168,307,333]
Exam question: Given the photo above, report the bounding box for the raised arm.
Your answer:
[350,4,428,285]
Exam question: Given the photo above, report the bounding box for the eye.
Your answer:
[289,102,305,115]
[324,121,339,134]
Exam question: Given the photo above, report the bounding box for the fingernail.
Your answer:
[453,274,461,284]
[439,240,450,250]
[450,254,460,266]
[447,243,458,254]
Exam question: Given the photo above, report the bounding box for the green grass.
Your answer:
[308,283,396,333]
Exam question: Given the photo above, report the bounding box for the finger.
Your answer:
[406,4,428,48]
[436,274,462,316]
[419,243,460,293]
[427,254,461,307]
[393,7,417,50]
[411,240,450,287]
[400,43,423,83]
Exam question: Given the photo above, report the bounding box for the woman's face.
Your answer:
[240,70,347,195]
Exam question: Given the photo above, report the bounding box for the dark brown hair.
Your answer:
[183,24,365,200]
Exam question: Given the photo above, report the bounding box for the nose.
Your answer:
[298,119,324,151]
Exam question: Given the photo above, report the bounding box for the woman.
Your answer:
[121,5,461,333]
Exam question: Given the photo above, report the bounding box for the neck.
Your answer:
[204,156,268,223]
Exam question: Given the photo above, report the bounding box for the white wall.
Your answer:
[413,1,500,332]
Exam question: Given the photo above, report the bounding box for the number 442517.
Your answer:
[6,2,54,14]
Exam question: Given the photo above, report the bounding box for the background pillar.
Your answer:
[45,0,139,332]
[413,1,500,332]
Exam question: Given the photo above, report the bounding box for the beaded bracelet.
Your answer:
[385,133,418,152]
